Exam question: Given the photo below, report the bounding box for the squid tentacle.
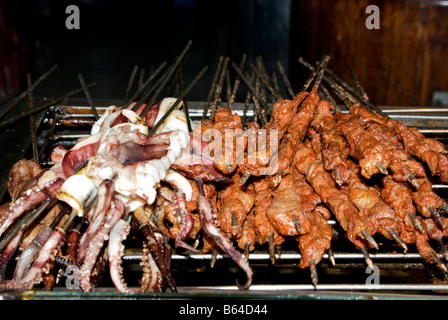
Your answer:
[0,178,64,238]
[196,181,253,290]
[79,197,124,292]
[108,219,161,293]
[172,190,198,252]
[0,229,65,291]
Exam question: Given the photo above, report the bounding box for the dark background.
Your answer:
[0,0,291,102]
[1,0,448,106]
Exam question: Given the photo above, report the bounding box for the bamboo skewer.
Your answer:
[210,57,230,118]
[202,56,224,120]
[142,41,193,116]
[276,60,295,99]
[128,61,167,111]
[231,62,270,115]
[78,73,99,120]
[121,65,139,107]
[0,64,58,120]
[147,65,208,137]
[228,54,247,112]
[0,83,95,131]
[249,63,281,102]
[27,74,39,163]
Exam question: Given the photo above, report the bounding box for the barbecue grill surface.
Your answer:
[2,99,448,300]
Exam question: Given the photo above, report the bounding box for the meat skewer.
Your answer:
[195,179,253,290]
[293,141,376,264]
[343,159,407,252]
[381,176,448,271]
[292,168,332,287]
[310,100,350,186]
[349,105,448,229]
[251,176,284,264]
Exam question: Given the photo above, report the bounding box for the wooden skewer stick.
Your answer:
[309,259,318,289]
[361,229,379,250]
[252,61,268,126]
[241,71,256,128]
[360,246,375,270]
[268,232,276,265]
[210,57,229,118]
[376,162,389,175]
[324,65,385,117]
[128,61,167,111]
[244,242,250,260]
[38,113,59,161]
[0,83,96,131]
[147,65,208,137]
[346,62,370,102]
[249,63,282,102]
[231,62,271,113]
[313,56,330,89]
[388,229,408,252]
[0,64,58,119]
[121,65,139,107]
[276,60,295,99]
[27,74,38,163]
[429,207,445,230]
[298,57,356,107]
[271,72,288,100]
[228,54,247,112]
[202,56,224,120]
[408,212,424,233]
[431,252,448,273]
[144,41,194,116]
[319,83,339,110]
[210,248,218,268]
[437,238,448,262]
[327,248,336,266]
[138,69,145,89]
[0,198,58,253]
[78,73,99,120]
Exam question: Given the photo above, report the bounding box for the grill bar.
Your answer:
[199,283,448,292]
[123,251,442,262]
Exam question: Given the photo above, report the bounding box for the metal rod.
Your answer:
[201,283,448,292]
[123,251,435,262]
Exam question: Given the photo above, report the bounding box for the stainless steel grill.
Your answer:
[3,99,448,300]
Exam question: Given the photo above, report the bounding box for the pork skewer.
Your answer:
[381,176,448,271]
[293,141,376,265]
[349,105,448,229]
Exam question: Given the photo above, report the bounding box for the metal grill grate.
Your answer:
[4,100,448,298]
